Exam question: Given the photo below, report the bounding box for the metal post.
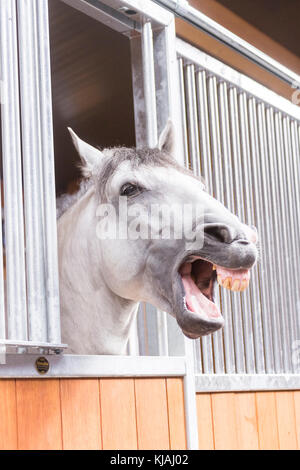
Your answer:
[141,20,158,148]
[17,0,48,342]
[36,0,61,344]
[0,0,28,341]
[238,92,265,373]
[184,64,201,176]
[227,88,255,373]
[206,74,227,373]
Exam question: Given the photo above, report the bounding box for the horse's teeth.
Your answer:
[223,277,232,289]
[240,279,249,291]
[213,265,217,270]
[231,280,240,291]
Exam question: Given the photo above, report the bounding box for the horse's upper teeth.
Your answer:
[217,275,249,292]
[213,265,217,270]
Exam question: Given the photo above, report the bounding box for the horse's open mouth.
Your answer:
[177,258,251,338]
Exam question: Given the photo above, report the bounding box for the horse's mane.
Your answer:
[56,177,93,219]
[56,145,204,219]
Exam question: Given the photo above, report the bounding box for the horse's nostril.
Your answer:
[204,224,234,244]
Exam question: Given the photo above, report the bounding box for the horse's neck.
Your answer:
[58,189,138,354]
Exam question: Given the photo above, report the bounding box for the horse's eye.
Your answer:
[120,183,142,197]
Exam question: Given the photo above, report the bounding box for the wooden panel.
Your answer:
[196,393,214,449]
[100,378,137,450]
[16,379,62,450]
[60,379,102,449]
[0,380,17,450]
[255,392,279,450]
[211,393,238,449]
[166,378,186,449]
[234,393,259,449]
[135,378,170,450]
[176,0,300,102]
[294,391,300,449]
[275,391,298,450]
[190,0,300,74]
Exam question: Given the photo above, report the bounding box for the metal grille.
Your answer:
[0,0,64,357]
[177,38,300,375]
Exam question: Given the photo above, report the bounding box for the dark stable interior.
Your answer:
[49,0,136,196]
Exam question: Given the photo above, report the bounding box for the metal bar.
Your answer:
[156,0,300,86]
[206,75,225,374]
[274,112,298,372]
[258,102,286,372]
[265,108,293,372]
[176,38,300,123]
[156,310,169,356]
[290,122,300,339]
[194,69,214,374]
[36,0,61,344]
[196,373,300,393]
[0,354,187,378]
[184,64,201,175]
[0,339,66,349]
[0,192,5,343]
[141,20,158,148]
[247,97,275,373]
[279,115,299,366]
[0,0,28,341]
[17,0,48,342]
[257,102,283,372]
[227,88,255,373]
[238,92,265,373]
[217,81,238,374]
[177,58,189,167]
[183,338,199,449]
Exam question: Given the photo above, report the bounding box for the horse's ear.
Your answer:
[158,119,175,155]
[68,128,104,177]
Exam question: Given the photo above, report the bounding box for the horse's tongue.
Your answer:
[181,273,220,319]
[216,266,250,292]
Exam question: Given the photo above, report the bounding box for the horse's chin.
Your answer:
[173,257,251,338]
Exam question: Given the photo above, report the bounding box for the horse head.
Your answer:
[58,120,258,353]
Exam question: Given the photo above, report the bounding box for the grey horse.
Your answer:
[57,121,258,354]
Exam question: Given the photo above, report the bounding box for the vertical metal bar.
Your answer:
[248,98,275,372]
[217,81,238,374]
[265,108,293,372]
[17,0,47,342]
[194,69,214,374]
[196,70,213,192]
[280,115,299,361]
[141,21,158,148]
[178,58,189,167]
[0,0,28,340]
[257,103,283,371]
[229,87,255,373]
[206,75,225,373]
[290,121,300,338]
[156,310,169,355]
[274,112,297,372]
[36,0,61,343]
[184,64,201,175]
[239,92,265,373]
[183,338,199,449]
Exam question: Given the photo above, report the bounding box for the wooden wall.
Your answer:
[0,378,186,450]
[197,391,300,450]
[0,378,299,450]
